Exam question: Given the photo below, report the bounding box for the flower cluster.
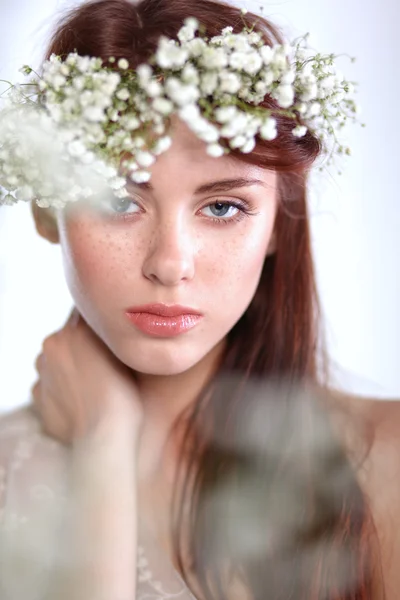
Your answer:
[0,17,363,209]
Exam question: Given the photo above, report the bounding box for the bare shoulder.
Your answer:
[326,388,400,442]
[327,390,400,600]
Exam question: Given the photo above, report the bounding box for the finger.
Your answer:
[66,306,81,328]
[31,380,41,410]
[34,353,44,372]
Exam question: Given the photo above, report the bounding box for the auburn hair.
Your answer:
[41,1,382,599]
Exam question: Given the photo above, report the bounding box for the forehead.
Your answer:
[145,117,277,191]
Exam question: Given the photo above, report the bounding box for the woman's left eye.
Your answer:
[200,201,245,222]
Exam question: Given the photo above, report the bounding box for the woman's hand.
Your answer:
[31,308,143,446]
[30,308,142,600]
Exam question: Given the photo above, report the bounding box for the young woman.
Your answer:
[0,0,397,599]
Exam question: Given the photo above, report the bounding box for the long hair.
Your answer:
[41,1,382,598]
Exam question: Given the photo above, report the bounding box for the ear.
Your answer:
[266,230,277,257]
[31,201,60,244]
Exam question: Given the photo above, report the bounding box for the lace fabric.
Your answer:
[0,404,197,600]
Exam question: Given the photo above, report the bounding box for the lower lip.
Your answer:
[125,312,203,338]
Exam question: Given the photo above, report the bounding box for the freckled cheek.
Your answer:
[202,228,270,297]
[60,223,138,297]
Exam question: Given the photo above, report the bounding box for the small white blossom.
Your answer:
[153,136,172,155]
[219,71,242,94]
[215,106,238,124]
[260,46,274,65]
[83,106,106,122]
[243,52,263,75]
[152,97,174,115]
[200,71,219,95]
[137,64,153,84]
[156,39,189,69]
[116,88,130,101]
[118,58,129,70]
[207,143,225,157]
[260,117,278,140]
[274,84,295,109]
[241,137,256,153]
[136,151,156,168]
[200,47,229,70]
[292,125,308,137]
[130,170,151,183]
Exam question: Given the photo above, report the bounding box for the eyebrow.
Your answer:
[131,178,268,195]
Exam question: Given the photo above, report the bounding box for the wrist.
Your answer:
[72,406,142,456]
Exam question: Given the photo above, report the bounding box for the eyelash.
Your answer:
[102,196,259,225]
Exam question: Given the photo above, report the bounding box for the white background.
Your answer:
[0,0,399,412]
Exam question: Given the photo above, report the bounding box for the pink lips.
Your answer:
[125,304,203,338]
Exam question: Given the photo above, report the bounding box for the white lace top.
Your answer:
[0,404,197,600]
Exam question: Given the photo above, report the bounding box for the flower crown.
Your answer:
[0,14,364,209]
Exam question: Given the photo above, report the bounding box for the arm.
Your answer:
[46,412,140,600]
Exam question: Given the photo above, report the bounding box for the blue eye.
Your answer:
[106,195,140,215]
[206,202,237,218]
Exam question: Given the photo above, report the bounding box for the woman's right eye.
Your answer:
[103,195,141,216]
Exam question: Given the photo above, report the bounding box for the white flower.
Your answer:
[153,136,172,155]
[178,104,201,121]
[260,117,278,140]
[67,140,87,157]
[229,52,248,71]
[136,151,156,168]
[185,38,207,58]
[200,72,219,95]
[116,88,130,101]
[241,137,256,153]
[15,185,34,201]
[52,74,67,90]
[165,79,199,106]
[177,19,199,43]
[299,83,318,102]
[229,135,247,149]
[200,47,229,70]
[215,106,238,124]
[320,75,336,92]
[156,39,189,69]
[121,115,140,130]
[152,97,174,115]
[260,46,274,65]
[306,102,321,117]
[130,170,151,183]
[281,69,296,85]
[73,76,86,91]
[219,71,242,94]
[207,143,225,157]
[181,64,200,85]
[145,81,163,98]
[83,106,106,122]
[243,52,263,75]
[292,125,308,137]
[137,64,153,84]
[197,124,219,143]
[220,113,249,138]
[118,58,129,70]
[274,84,295,109]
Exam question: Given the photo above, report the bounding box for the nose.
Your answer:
[142,218,195,286]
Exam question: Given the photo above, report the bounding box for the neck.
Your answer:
[135,340,225,482]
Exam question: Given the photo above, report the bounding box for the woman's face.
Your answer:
[56,119,278,376]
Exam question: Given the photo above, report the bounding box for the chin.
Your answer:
[117,344,204,377]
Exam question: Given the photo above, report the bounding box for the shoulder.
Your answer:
[0,403,66,463]
[0,403,70,507]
